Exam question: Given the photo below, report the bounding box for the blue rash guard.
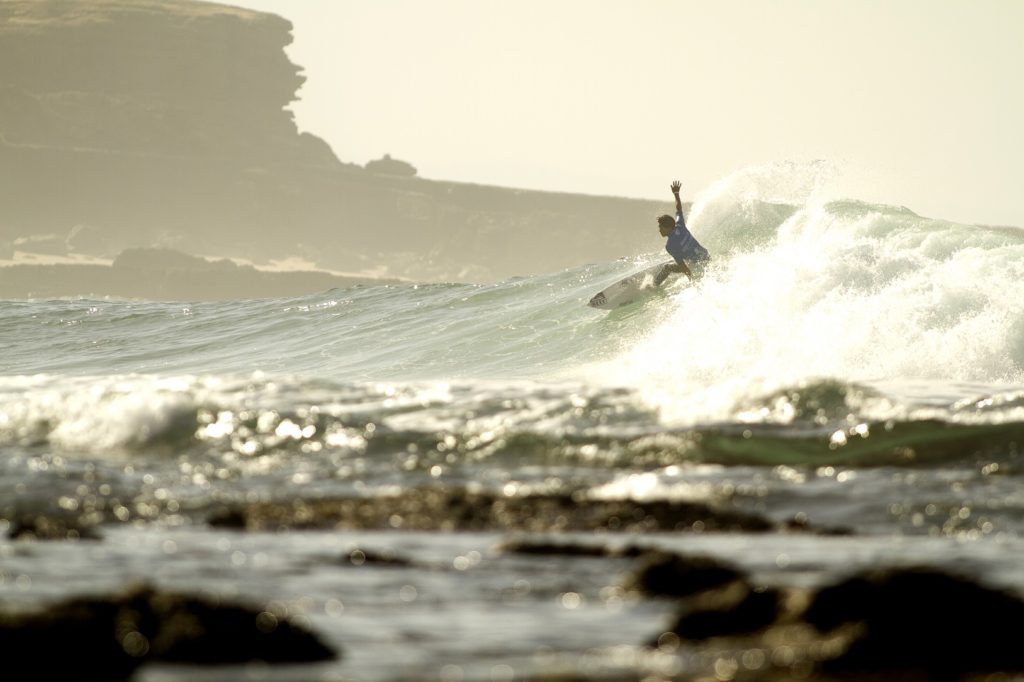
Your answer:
[665,208,710,272]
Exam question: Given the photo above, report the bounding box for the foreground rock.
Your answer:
[805,567,1024,678]
[5,513,102,541]
[0,583,337,680]
[646,562,1024,680]
[622,550,747,598]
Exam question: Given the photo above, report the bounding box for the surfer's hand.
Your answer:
[671,181,681,195]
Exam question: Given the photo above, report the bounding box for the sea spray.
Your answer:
[603,172,1024,425]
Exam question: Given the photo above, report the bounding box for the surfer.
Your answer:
[587,180,708,309]
[654,180,709,285]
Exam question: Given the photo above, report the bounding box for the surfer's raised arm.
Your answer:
[657,179,710,281]
[671,180,689,229]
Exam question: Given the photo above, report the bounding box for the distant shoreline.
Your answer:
[0,249,405,302]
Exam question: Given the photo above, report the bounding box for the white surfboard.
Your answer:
[587,261,676,310]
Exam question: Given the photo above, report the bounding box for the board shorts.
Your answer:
[687,256,710,279]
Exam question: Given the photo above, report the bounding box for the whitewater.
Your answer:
[4,169,1024,681]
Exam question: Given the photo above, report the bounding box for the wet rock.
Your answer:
[804,566,1024,677]
[6,514,103,541]
[644,566,1024,680]
[342,547,413,567]
[208,487,778,533]
[498,539,691,561]
[497,539,619,557]
[204,506,247,530]
[622,550,747,598]
[0,583,337,680]
[666,581,786,640]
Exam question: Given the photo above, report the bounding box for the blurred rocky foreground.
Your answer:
[7,486,1024,681]
[0,0,667,299]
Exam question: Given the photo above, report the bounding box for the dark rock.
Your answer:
[637,566,1024,680]
[205,507,248,530]
[804,567,1024,677]
[622,550,746,598]
[0,583,337,680]
[343,547,413,567]
[6,514,103,541]
[665,581,785,640]
[144,591,335,665]
[498,539,618,557]
[207,487,778,533]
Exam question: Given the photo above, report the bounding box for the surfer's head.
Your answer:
[657,214,674,237]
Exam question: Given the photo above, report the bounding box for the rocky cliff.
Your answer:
[0,0,666,294]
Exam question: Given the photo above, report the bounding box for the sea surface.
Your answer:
[3,171,1024,681]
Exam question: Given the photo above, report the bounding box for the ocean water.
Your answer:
[4,171,1024,680]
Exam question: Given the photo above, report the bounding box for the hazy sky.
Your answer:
[223,0,1024,227]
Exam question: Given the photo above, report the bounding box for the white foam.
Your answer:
[599,165,1024,425]
[0,375,203,453]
